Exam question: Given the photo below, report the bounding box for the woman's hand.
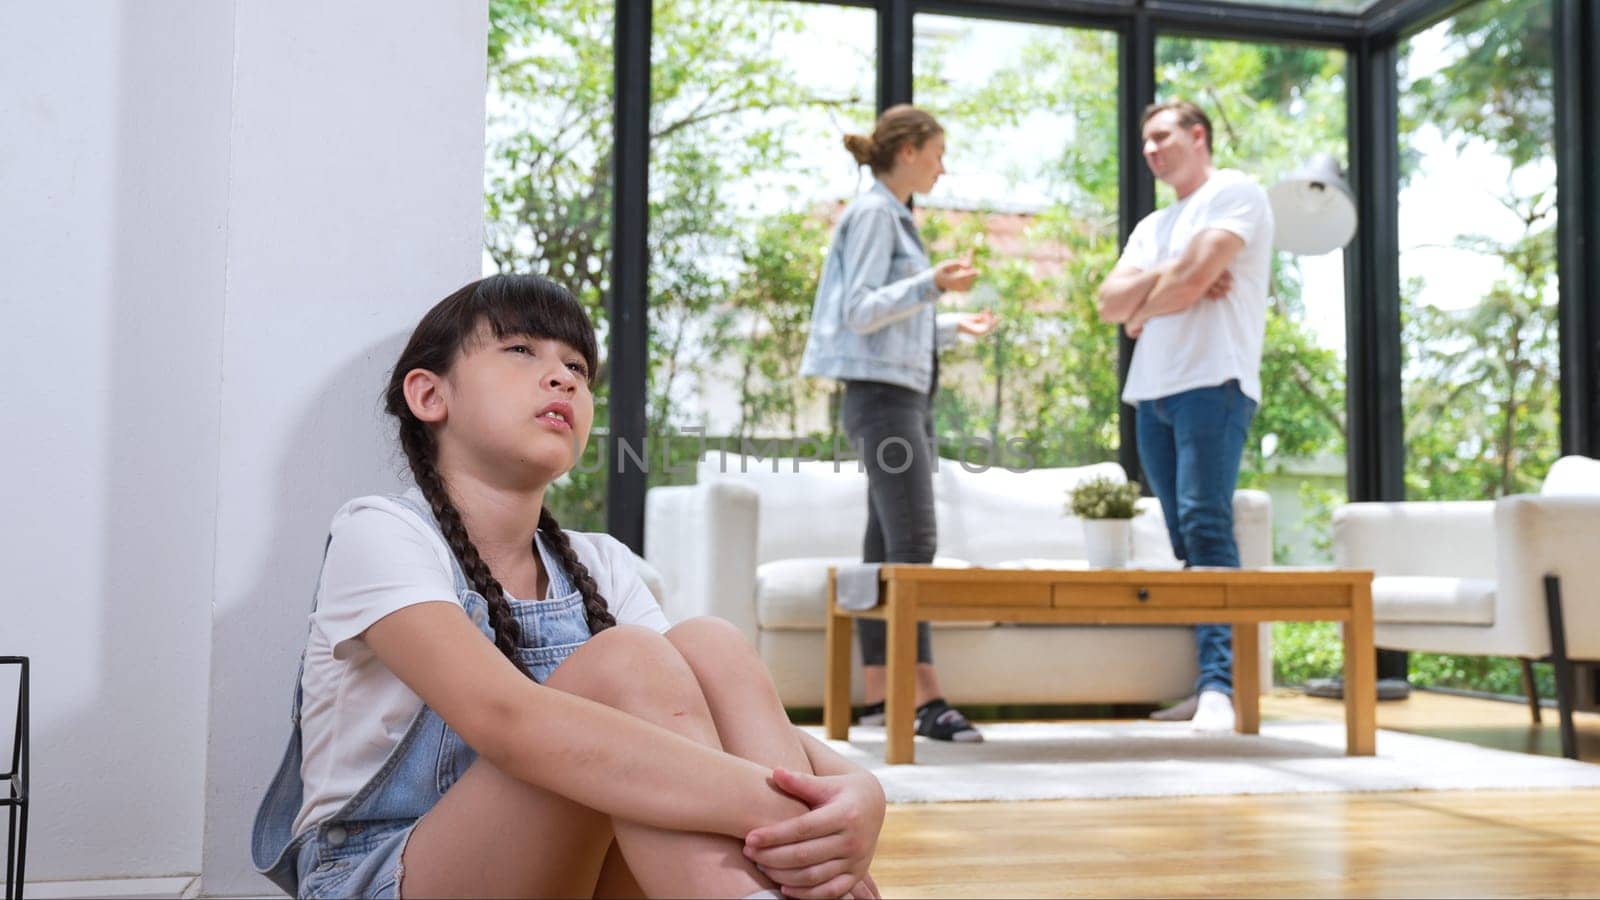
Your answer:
[744,767,886,899]
[933,257,979,293]
[956,309,999,338]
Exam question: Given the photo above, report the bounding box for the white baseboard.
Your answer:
[22,876,199,899]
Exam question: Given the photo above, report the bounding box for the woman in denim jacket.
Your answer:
[800,105,997,743]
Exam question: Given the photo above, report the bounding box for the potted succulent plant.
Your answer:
[1066,475,1143,568]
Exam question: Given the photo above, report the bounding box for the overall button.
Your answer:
[325,825,347,846]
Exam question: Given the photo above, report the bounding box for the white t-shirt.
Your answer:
[1117,168,1274,404]
[291,490,671,836]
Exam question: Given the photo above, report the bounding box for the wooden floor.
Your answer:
[872,690,1600,898]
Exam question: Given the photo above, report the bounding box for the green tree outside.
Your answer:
[485,0,1561,698]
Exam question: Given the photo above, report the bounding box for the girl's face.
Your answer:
[898,133,946,195]
[431,324,594,489]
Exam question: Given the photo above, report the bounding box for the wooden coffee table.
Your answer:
[823,565,1376,764]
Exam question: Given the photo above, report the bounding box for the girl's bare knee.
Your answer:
[667,616,750,650]
[548,624,708,716]
[667,616,761,675]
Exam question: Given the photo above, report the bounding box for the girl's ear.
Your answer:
[403,368,449,424]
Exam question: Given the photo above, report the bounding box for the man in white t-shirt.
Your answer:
[1096,100,1274,732]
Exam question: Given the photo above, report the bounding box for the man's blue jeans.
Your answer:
[1135,379,1257,697]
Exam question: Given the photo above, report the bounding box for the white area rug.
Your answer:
[804,721,1600,803]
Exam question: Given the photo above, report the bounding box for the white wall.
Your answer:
[203,2,488,895]
[2,0,232,881]
[2,1,488,892]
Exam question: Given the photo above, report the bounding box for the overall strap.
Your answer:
[287,533,332,727]
[533,530,577,599]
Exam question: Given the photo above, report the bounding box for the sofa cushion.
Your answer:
[936,461,1128,565]
[755,556,990,631]
[698,454,869,564]
[1372,576,1495,626]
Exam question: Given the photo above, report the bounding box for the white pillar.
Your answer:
[1,0,488,891]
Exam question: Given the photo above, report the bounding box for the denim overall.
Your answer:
[251,494,592,898]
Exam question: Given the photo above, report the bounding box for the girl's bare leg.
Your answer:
[592,841,645,899]
[398,756,612,899]
[669,619,884,897]
[666,617,811,772]
[399,625,774,899]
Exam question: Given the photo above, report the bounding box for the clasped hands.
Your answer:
[744,767,886,899]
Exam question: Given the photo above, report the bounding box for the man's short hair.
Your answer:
[1142,100,1213,154]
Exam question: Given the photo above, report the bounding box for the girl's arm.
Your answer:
[795,728,867,778]
[364,602,806,837]
[741,730,886,898]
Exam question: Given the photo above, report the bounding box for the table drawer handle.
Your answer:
[1137,587,1150,602]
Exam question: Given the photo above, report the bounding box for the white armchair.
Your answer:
[1333,454,1600,757]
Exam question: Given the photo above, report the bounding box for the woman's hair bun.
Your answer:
[842,133,875,166]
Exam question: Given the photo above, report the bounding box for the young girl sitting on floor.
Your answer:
[252,274,885,899]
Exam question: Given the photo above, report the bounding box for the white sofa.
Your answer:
[645,453,1273,708]
[1333,454,1600,756]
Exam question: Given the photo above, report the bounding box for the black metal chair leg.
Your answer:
[1544,575,1579,760]
[12,803,24,900]
[3,656,26,900]
[5,802,14,900]
[1519,657,1542,724]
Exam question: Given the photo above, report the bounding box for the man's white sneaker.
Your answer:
[1150,694,1199,721]
[1191,689,1236,732]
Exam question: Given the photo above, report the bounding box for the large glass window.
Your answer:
[1398,0,1559,504]
[1397,0,1559,698]
[484,0,615,530]
[913,14,1122,468]
[1155,36,1351,567]
[645,0,875,477]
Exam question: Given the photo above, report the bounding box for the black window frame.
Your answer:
[607,0,1599,551]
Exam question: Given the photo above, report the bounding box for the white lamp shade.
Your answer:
[1268,153,1357,255]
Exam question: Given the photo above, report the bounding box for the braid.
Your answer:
[538,508,615,634]
[398,419,534,679]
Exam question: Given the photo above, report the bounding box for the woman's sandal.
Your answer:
[914,697,983,743]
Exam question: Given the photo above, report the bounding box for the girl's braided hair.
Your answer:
[383,274,616,677]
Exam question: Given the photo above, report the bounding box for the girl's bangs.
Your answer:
[472,275,599,376]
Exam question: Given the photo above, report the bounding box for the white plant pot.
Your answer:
[1082,518,1132,569]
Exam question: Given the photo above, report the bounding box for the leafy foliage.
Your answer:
[1067,476,1142,519]
[486,0,867,529]
[487,0,1562,698]
[1399,0,1560,502]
